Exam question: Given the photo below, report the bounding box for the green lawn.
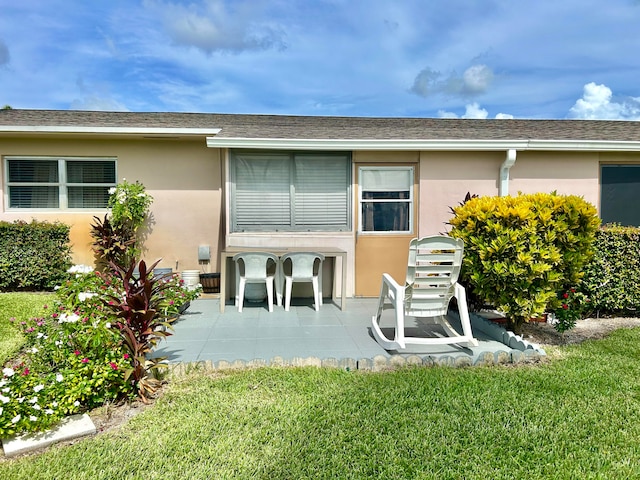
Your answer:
[2,327,640,479]
[0,293,53,362]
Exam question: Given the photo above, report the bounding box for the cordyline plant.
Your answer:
[103,259,177,402]
[90,214,136,272]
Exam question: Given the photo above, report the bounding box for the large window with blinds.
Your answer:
[230,151,351,232]
[5,157,116,210]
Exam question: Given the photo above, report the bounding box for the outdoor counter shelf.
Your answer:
[219,247,347,313]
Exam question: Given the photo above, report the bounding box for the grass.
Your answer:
[0,293,53,362]
[2,326,640,479]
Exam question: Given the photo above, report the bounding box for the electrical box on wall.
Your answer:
[198,245,210,262]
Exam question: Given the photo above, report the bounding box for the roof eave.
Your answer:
[206,137,640,152]
[0,126,222,136]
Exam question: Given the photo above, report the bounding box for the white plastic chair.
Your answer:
[232,252,278,312]
[281,252,325,311]
[371,236,478,350]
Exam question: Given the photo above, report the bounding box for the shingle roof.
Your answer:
[2,108,640,142]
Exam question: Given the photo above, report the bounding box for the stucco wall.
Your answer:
[509,151,600,206]
[0,137,222,271]
[419,151,503,236]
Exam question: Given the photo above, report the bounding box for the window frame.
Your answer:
[358,165,415,235]
[4,156,117,211]
[230,150,352,232]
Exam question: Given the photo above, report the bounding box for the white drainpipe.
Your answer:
[499,149,517,197]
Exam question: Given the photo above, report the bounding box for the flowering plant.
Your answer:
[155,273,202,316]
[551,288,590,333]
[0,304,133,436]
[105,179,153,265]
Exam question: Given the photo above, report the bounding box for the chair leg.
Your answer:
[266,279,274,313]
[284,278,293,312]
[311,277,320,311]
[237,278,246,313]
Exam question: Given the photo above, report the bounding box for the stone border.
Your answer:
[2,413,96,457]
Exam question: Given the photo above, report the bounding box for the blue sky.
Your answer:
[1,0,640,119]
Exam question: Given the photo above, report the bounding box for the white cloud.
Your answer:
[151,0,286,54]
[411,64,494,98]
[568,82,640,120]
[438,102,513,119]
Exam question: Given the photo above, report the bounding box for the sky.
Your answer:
[1,0,640,120]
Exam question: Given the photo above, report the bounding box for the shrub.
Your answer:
[104,260,177,402]
[0,220,72,291]
[579,224,640,315]
[0,300,133,437]
[106,180,153,263]
[449,192,600,333]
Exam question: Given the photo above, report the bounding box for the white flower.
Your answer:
[0,394,9,404]
[58,313,80,324]
[55,340,63,347]
[17,397,24,403]
[78,292,97,302]
[108,187,117,195]
[45,409,53,415]
[11,414,20,423]
[56,373,64,382]
[0,380,6,387]
[52,401,58,407]
[33,404,41,410]
[29,415,37,422]
[29,396,38,404]
[2,387,8,393]
[105,322,111,329]
[3,367,15,377]
[37,332,45,339]
[73,401,80,407]
[34,384,44,393]
[54,285,60,290]
[31,347,39,354]
[0,407,3,415]
[67,264,94,275]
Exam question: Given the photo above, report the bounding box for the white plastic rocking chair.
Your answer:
[371,235,479,350]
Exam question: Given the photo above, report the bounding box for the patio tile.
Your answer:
[160,298,545,367]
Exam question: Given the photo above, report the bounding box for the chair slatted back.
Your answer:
[404,236,464,316]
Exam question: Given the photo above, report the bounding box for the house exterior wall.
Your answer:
[509,151,600,206]
[419,151,503,236]
[0,137,222,272]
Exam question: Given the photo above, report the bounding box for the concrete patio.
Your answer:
[155,296,545,370]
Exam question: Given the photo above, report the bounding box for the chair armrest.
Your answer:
[381,273,404,304]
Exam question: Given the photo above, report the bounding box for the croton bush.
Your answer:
[449,192,600,333]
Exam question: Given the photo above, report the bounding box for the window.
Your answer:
[359,166,414,233]
[230,151,351,232]
[601,164,640,226]
[5,157,116,210]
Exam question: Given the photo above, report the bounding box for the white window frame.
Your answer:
[4,156,117,211]
[230,150,352,232]
[358,165,414,235]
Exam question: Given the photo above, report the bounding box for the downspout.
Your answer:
[499,149,517,197]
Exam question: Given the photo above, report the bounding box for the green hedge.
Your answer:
[0,220,72,291]
[580,224,640,316]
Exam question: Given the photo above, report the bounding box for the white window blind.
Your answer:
[231,151,351,232]
[5,157,116,210]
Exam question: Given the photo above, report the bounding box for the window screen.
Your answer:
[601,164,640,227]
